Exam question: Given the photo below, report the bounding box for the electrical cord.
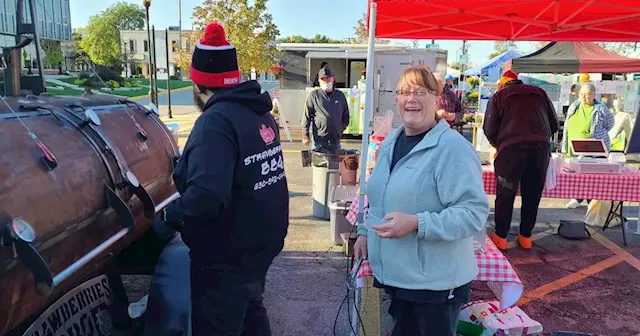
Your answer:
[333,223,367,336]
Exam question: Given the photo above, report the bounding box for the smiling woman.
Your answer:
[394,66,439,135]
[353,66,490,336]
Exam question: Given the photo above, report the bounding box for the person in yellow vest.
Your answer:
[562,83,614,209]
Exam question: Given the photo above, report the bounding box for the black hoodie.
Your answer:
[165,80,289,274]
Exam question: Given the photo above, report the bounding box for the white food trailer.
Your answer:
[276,43,448,135]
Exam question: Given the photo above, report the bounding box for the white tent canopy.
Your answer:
[446,67,461,78]
[464,49,522,81]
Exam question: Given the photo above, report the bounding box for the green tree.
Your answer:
[488,41,519,59]
[277,34,344,43]
[79,2,145,67]
[353,13,389,44]
[529,41,549,52]
[42,40,64,69]
[596,42,637,55]
[180,0,279,73]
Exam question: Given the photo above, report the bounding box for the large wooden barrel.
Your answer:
[0,93,179,335]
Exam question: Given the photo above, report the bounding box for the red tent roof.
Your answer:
[511,42,640,73]
[369,0,640,42]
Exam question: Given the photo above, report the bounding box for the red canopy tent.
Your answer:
[354,0,640,240]
[368,0,640,42]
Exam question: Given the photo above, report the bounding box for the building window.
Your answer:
[129,40,135,53]
[172,40,177,52]
[144,40,149,52]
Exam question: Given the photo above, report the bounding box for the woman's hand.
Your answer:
[354,235,368,260]
[371,212,418,239]
[436,109,447,120]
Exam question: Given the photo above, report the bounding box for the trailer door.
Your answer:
[374,51,444,128]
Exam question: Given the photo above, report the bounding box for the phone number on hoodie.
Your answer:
[254,171,286,190]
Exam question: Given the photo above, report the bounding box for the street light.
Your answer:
[143,0,156,105]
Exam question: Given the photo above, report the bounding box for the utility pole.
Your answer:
[166,29,173,118]
[178,0,182,80]
[152,26,159,105]
[461,40,468,71]
[460,40,468,101]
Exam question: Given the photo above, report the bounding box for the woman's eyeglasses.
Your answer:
[395,88,436,97]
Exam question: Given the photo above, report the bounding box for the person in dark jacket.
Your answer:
[302,67,350,153]
[483,70,559,251]
[153,22,289,336]
[434,73,462,125]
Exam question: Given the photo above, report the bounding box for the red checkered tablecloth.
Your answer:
[483,166,640,202]
[346,196,366,225]
[354,236,520,284]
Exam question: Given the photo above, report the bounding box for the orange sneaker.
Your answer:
[517,234,532,249]
[491,233,507,250]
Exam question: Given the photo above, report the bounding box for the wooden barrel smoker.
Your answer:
[0,93,180,335]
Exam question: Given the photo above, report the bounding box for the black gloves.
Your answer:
[152,209,177,241]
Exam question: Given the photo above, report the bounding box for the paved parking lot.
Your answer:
[148,102,640,335]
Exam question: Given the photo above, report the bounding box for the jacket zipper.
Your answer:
[378,143,420,285]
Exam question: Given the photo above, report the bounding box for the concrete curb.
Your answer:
[128,86,192,101]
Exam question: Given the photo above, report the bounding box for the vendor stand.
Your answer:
[482,165,640,245]
[351,1,640,334]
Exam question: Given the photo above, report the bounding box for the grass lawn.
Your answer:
[46,84,150,98]
[57,76,192,91]
[132,78,193,90]
[46,87,83,96]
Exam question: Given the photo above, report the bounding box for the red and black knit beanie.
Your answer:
[190,22,241,88]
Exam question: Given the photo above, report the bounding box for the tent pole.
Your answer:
[357,3,377,237]
[354,2,377,336]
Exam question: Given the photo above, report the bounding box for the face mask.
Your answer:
[320,81,333,91]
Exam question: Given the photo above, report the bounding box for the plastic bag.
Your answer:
[459,300,543,336]
[372,110,394,138]
[365,110,393,180]
[366,140,381,180]
[585,200,622,227]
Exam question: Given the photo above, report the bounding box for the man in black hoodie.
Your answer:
[153,22,289,335]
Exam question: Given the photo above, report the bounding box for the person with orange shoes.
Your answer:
[483,70,559,250]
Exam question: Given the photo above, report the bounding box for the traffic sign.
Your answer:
[633,73,640,81]
[459,55,468,65]
[425,43,440,50]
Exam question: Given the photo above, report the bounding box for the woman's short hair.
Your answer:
[580,82,596,94]
[396,66,439,93]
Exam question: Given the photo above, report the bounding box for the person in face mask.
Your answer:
[301,67,350,153]
[153,21,289,336]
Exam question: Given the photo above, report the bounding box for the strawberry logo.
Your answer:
[259,124,276,144]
